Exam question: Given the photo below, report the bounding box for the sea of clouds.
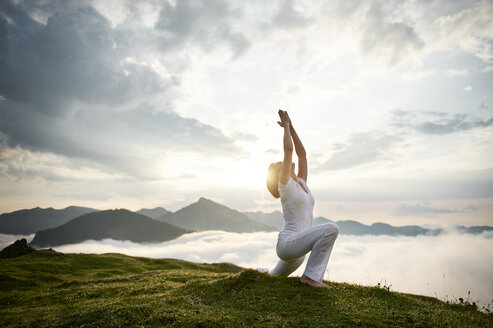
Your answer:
[1,230,492,310]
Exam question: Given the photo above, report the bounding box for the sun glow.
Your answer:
[230,160,270,189]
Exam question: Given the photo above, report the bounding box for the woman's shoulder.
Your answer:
[278,176,294,190]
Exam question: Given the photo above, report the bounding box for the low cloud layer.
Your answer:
[2,230,490,309]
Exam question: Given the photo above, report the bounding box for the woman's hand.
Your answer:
[277,109,291,128]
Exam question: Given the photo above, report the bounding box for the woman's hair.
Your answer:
[266,162,281,199]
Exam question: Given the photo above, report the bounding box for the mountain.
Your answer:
[6,203,493,239]
[242,210,284,230]
[454,225,493,234]
[329,220,431,236]
[137,207,172,221]
[30,209,191,247]
[245,212,439,236]
[246,210,491,236]
[160,198,276,233]
[0,206,98,234]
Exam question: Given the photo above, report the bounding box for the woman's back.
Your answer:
[278,176,315,238]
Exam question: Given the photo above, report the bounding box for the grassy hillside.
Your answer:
[1,252,491,327]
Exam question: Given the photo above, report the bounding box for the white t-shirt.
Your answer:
[278,176,315,239]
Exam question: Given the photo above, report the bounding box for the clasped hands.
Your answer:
[277,109,291,128]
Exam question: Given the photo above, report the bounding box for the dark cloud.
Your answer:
[0,2,167,114]
[271,0,312,30]
[0,16,7,58]
[154,0,250,59]
[0,0,237,179]
[392,110,493,135]
[315,132,401,171]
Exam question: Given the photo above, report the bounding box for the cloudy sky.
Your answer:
[1,0,492,226]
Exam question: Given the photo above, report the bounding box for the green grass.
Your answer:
[1,252,491,327]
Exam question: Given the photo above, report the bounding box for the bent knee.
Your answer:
[324,223,339,238]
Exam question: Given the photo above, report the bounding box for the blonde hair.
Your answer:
[266,162,281,199]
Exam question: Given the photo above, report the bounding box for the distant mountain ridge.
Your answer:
[26,199,275,247]
[136,207,172,221]
[3,201,492,243]
[0,206,97,234]
[30,209,191,248]
[243,211,493,236]
[156,198,275,233]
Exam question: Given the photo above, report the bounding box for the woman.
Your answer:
[267,110,339,289]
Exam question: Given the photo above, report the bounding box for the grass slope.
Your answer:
[1,252,491,327]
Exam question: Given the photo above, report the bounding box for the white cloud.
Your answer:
[4,230,483,309]
[0,1,239,181]
[315,132,401,171]
[358,2,424,67]
[432,1,493,62]
[400,67,434,81]
[447,68,469,76]
[464,86,472,91]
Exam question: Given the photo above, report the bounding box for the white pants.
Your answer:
[269,223,339,282]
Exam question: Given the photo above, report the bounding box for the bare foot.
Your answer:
[300,275,331,289]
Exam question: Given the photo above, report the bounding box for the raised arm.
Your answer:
[288,115,307,182]
[277,110,293,185]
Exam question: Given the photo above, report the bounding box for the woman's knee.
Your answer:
[323,223,339,238]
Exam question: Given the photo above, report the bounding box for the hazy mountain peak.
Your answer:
[197,197,215,204]
[140,206,166,211]
[0,205,98,234]
[158,197,275,233]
